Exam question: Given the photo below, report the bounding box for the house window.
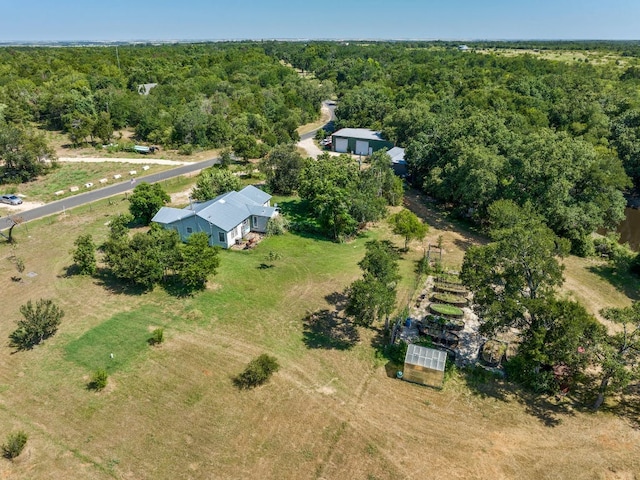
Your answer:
[251,216,257,228]
[218,232,225,243]
[186,227,193,233]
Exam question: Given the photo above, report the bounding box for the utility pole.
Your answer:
[115,46,121,71]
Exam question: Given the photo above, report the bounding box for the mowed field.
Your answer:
[1,189,639,479]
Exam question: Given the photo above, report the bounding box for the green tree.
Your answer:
[0,123,57,183]
[461,201,568,336]
[346,240,400,329]
[64,112,95,146]
[72,233,96,275]
[191,167,241,202]
[129,182,170,225]
[592,303,640,410]
[2,431,28,459]
[388,209,428,250]
[314,187,358,242]
[506,298,604,393]
[9,299,64,350]
[232,134,260,161]
[219,148,233,168]
[104,223,181,290]
[176,232,220,291]
[259,144,307,194]
[360,150,404,207]
[92,111,114,144]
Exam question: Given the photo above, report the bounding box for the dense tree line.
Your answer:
[265,41,640,253]
[0,43,327,179]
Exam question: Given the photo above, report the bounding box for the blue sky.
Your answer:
[1,0,638,42]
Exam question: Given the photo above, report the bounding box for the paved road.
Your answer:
[0,157,219,231]
[0,100,337,232]
[299,101,336,141]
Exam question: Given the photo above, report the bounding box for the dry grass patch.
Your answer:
[1,193,640,479]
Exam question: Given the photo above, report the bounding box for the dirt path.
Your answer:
[57,157,189,166]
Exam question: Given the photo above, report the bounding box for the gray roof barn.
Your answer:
[332,128,387,142]
[332,128,394,155]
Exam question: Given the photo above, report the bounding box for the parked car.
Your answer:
[1,194,23,205]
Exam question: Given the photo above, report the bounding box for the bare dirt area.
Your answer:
[0,200,46,215]
[298,137,342,159]
[48,129,220,163]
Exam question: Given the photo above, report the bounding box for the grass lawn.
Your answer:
[5,162,173,203]
[65,305,173,373]
[1,189,639,479]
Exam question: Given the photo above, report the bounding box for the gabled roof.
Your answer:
[404,344,447,371]
[387,146,406,164]
[151,207,195,224]
[197,194,252,231]
[248,205,277,217]
[153,186,273,233]
[332,128,386,142]
[239,185,271,205]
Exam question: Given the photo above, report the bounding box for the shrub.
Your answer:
[2,431,27,459]
[265,215,290,236]
[149,328,164,345]
[233,354,280,389]
[178,143,194,155]
[9,299,64,350]
[89,369,108,391]
[382,341,408,365]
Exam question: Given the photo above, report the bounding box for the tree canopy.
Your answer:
[191,167,242,202]
[346,240,400,329]
[388,209,427,250]
[129,182,170,225]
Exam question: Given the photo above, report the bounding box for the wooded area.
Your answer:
[268,40,640,253]
[0,42,328,179]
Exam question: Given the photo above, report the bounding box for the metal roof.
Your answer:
[197,193,254,231]
[248,205,277,217]
[404,344,447,371]
[332,128,386,142]
[154,186,273,232]
[387,147,406,164]
[151,207,195,224]
[240,185,271,205]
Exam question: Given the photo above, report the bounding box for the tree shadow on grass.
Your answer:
[325,291,348,312]
[370,328,407,379]
[460,366,582,428]
[302,309,359,350]
[160,276,200,298]
[587,264,640,301]
[276,199,327,241]
[92,268,149,296]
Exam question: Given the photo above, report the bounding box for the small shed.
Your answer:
[402,344,447,388]
[331,128,394,156]
[387,146,407,176]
